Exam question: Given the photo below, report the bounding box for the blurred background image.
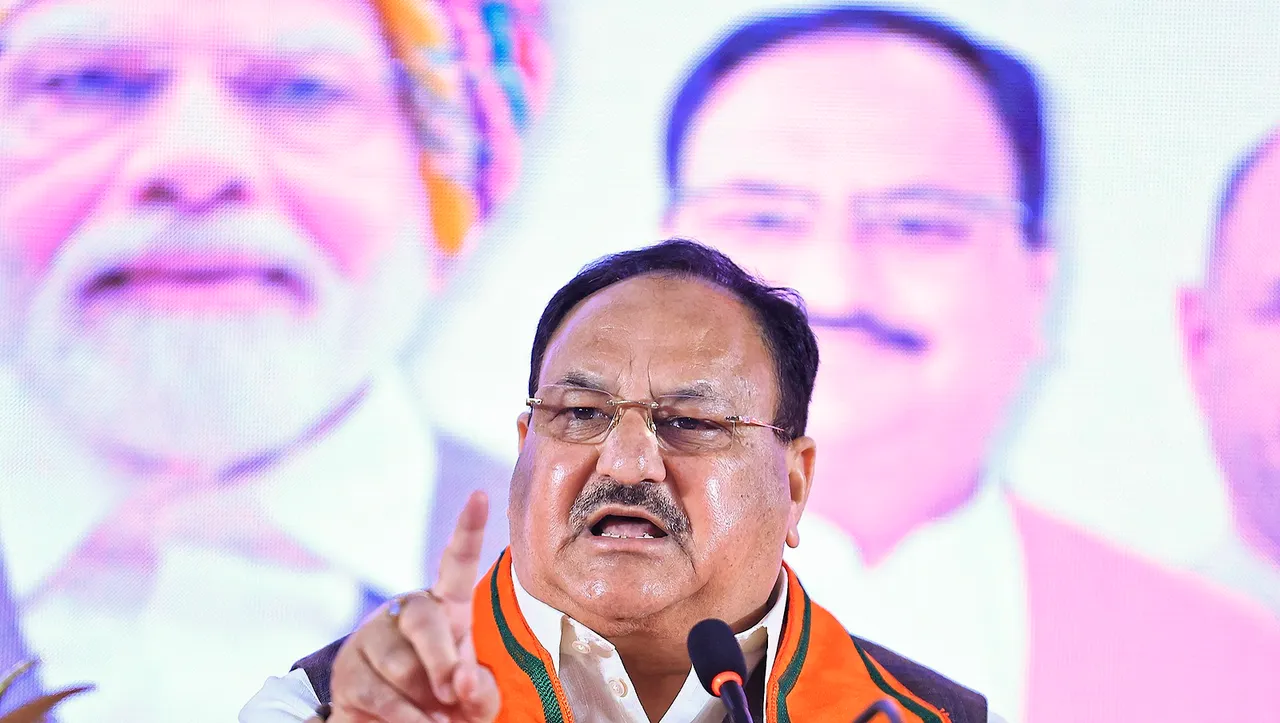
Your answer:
[2,0,1280,721]
[0,0,546,716]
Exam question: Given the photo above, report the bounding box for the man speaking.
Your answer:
[241,239,991,722]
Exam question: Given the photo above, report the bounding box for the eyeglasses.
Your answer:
[676,184,1026,249]
[525,385,787,454]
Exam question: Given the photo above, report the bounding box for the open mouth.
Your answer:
[586,509,670,540]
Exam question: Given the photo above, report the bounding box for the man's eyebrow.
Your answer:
[676,181,819,208]
[553,371,610,392]
[720,180,814,199]
[662,381,718,398]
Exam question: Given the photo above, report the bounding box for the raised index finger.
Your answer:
[434,490,490,603]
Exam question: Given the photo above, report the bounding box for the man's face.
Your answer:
[0,0,434,465]
[1183,138,1280,563]
[509,275,813,636]
[669,33,1051,495]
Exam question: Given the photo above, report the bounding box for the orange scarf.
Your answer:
[471,550,953,722]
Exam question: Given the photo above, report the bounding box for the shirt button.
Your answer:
[609,678,628,698]
[571,640,590,654]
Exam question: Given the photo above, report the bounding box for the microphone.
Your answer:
[687,618,754,723]
[851,699,904,723]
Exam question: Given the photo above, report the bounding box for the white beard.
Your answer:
[0,210,432,472]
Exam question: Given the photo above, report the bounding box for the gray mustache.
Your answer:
[569,480,691,541]
[808,311,929,354]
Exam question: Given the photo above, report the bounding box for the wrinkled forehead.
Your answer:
[680,30,1016,194]
[539,275,778,409]
[1,0,392,60]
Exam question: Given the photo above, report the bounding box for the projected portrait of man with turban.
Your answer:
[0,0,548,718]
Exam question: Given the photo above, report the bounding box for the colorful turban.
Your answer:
[371,0,551,254]
[0,0,552,255]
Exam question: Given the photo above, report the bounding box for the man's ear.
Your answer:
[516,411,531,452]
[1026,245,1059,360]
[784,436,817,548]
[1179,285,1214,407]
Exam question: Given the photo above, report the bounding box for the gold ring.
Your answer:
[387,593,413,624]
[387,589,444,624]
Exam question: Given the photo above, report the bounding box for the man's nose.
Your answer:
[120,73,266,215]
[793,220,887,318]
[595,407,668,486]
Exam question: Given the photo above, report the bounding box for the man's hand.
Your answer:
[325,491,500,723]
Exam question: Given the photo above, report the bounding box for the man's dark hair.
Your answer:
[664,5,1049,248]
[1206,129,1280,283]
[528,239,820,440]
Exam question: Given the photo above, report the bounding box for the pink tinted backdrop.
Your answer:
[1,0,1279,722]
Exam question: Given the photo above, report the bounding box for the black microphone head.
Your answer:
[687,618,748,696]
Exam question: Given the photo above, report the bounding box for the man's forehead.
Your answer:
[681,30,1016,192]
[544,368,734,402]
[1,0,391,57]
[541,276,772,397]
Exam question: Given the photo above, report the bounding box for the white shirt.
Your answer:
[512,567,787,723]
[240,567,789,723]
[784,481,1027,723]
[1197,533,1280,619]
[0,369,438,723]
[241,566,1007,723]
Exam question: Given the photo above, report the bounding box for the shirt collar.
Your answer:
[0,368,436,599]
[510,561,789,682]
